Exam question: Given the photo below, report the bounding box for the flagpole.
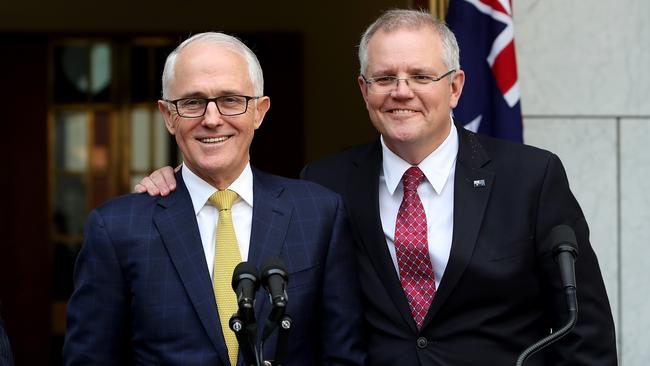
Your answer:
[429,0,448,21]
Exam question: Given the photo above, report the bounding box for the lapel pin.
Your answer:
[473,179,486,188]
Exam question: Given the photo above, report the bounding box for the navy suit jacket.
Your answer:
[301,125,617,365]
[0,313,13,366]
[63,168,365,365]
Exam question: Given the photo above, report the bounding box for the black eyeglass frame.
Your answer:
[164,95,261,118]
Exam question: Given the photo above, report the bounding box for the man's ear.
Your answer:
[253,96,270,130]
[449,69,465,109]
[158,100,177,134]
[357,75,370,105]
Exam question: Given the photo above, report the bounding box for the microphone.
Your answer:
[260,257,289,340]
[231,262,262,366]
[551,225,579,291]
[516,225,580,366]
[231,262,260,327]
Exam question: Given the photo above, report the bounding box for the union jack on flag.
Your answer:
[446,0,523,142]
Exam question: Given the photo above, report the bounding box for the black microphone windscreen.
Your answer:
[550,224,579,258]
[261,257,288,282]
[231,261,259,291]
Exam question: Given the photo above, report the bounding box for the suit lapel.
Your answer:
[153,171,230,364]
[422,126,494,328]
[346,141,418,332]
[248,169,293,317]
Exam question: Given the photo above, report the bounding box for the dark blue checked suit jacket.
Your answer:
[0,314,13,366]
[63,167,365,366]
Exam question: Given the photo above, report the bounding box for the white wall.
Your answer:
[515,0,650,364]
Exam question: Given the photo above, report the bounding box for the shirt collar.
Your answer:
[182,162,254,215]
[381,119,458,195]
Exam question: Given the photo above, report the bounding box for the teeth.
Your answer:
[391,109,416,114]
[201,136,229,143]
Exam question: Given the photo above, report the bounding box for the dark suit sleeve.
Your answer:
[320,196,367,366]
[63,210,130,365]
[0,314,14,366]
[535,154,617,365]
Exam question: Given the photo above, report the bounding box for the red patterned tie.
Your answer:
[395,166,436,329]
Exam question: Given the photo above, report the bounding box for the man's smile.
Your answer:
[198,136,231,144]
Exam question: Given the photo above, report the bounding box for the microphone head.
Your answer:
[231,261,260,291]
[260,257,288,285]
[550,224,579,260]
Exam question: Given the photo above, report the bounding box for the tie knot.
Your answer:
[208,189,238,211]
[402,167,424,192]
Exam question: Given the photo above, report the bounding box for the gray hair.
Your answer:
[358,9,460,75]
[161,32,264,99]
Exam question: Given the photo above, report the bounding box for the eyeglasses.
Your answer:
[164,95,261,118]
[362,69,456,94]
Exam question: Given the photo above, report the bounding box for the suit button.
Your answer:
[417,337,428,349]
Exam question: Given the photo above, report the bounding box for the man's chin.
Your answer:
[383,128,421,143]
[382,132,419,150]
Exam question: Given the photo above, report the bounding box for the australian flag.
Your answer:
[446,0,523,142]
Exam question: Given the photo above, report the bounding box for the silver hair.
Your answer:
[161,32,264,99]
[358,9,460,75]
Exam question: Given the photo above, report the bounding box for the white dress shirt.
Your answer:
[183,163,254,280]
[379,120,458,288]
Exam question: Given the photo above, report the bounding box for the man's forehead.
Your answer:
[169,45,253,97]
[365,26,443,72]
[177,42,245,67]
[367,63,438,76]
[366,28,441,56]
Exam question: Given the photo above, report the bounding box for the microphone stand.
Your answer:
[231,258,293,366]
[515,278,578,365]
[257,312,292,366]
[230,314,262,366]
[271,314,292,366]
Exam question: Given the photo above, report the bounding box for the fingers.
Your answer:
[133,183,148,194]
[134,176,162,196]
[133,166,178,196]
[160,166,177,191]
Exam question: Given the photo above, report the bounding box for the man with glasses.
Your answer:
[137,10,617,365]
[63,32,365,366]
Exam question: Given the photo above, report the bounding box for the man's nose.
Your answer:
[202,101,223,126]
[392,78,415,98]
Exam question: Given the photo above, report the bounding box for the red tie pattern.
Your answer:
[395,167,435,329]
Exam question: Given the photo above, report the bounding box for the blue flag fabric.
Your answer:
[446,0,523,142]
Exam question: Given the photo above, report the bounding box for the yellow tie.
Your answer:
[209,189,241,366]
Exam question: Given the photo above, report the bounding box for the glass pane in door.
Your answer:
[55,111,88,173]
